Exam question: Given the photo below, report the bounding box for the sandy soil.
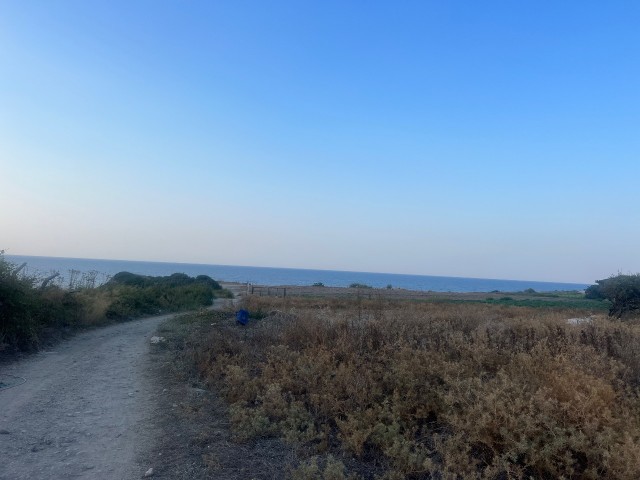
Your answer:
[0,313,176,480]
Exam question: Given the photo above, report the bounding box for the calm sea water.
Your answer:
[5,255,589,293]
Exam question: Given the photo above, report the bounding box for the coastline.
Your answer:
[5,255,590,294]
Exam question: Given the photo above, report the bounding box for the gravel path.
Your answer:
[0,314,174,480]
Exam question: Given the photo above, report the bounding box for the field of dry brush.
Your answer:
[182,296,640,479]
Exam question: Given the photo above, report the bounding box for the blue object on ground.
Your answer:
[236,309,249,325]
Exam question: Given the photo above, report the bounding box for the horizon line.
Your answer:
[5,252,592,286]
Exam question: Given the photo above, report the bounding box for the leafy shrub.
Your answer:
[195,275,223,289]
[585,283,605,300]
[107,271,222,290]
[0,254,43,350]
[0,252,228,352]
[103,272,222,318]
[0,252,94,351]
[349,283,372,289]
[586,274,640,318]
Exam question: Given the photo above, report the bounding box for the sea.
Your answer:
[4,255,589,293]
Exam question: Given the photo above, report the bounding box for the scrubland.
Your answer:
[183,296,640,479]
[0,253,230,353]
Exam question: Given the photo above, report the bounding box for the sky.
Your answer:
[1,1,638,283]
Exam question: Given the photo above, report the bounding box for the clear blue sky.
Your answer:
[1,1,638,283]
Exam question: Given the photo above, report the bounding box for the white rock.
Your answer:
[150,336,166,344]
[567,316,593,325]
[144,467,154,477]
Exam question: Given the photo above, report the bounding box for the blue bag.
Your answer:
[236,309,249,325]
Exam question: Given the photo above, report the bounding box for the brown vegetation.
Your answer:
[186,296,640,479]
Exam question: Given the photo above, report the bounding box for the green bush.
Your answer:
[0,253,86,351]
[0,253,229,352]
[585,284,605,300]
[107,271,222,290]
[585,274,640,318]
[0,254,42,350]
[103,271,221,319]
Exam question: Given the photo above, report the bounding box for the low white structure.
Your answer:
[566,316,594,325]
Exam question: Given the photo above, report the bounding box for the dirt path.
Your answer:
[0,313,177,479]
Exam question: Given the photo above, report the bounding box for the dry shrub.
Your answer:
[74,289,113,326]
[191,297,640,479]
[289,455,354,480]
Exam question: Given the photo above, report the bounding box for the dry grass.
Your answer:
[188,296,640,479]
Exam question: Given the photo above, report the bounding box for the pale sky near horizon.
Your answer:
[1,1,638,284]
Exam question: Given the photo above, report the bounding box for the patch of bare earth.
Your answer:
[0,314,174,480]
[146,309,296,479]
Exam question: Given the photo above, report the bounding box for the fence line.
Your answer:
[244,284,531,302]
